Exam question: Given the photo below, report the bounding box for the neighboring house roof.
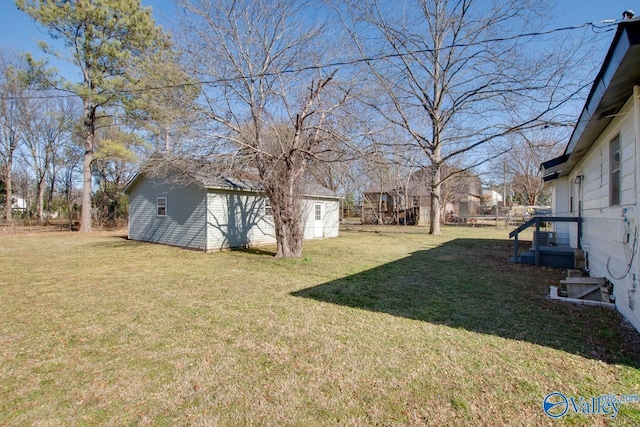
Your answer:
[124,158,339,199]
[363,181,431,197]
[541,18,640,180]
[364,166,483,198]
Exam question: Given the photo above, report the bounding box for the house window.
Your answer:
[315,203,322,221]
[157,197,167,217]
[263,198,273,216]
[610,135,621,206]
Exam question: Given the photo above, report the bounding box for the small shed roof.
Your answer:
[124,158,339,199]
[198,174,338,198]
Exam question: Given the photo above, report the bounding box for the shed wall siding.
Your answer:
[206,191,276,250]
[128,178,207,250]
[302,199,340,240]
[322,200,340,238]
[129,177,340,252]
[207,194,339,249]
[303,201,315,240]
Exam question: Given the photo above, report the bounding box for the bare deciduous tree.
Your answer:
[92,121,142,228]
[178,0,353,257]
[340,0,595,234]
[19,94,75,222]
[502,131,564,206]
[0,50,27,223]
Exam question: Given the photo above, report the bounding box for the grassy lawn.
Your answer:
[1,225,639,425]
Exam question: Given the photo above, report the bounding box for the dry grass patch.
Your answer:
[0,226,639,425]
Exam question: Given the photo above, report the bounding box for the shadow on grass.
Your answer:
[292,238,640,368]
[233,247,277,257]
[89,238,136,249]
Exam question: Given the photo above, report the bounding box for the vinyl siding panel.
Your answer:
[553,179,570,215]
[552,179,572,246]
[566,96,640,330]
[128,175,340,252]
[128,177,206,250]
[323,200,340,238]
[302,199,340,240]
[303,201,316,240]
[206,194,339,249]
[206,191,276,250]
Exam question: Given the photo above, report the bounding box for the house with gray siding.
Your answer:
[125,167,340,251]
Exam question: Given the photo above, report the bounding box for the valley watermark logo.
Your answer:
[543,391,640,419]
[542,392,569,418]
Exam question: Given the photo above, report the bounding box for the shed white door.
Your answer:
[313,203,323,238]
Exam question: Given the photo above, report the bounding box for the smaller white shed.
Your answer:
[11,196,27,211]
[124,167,340,251]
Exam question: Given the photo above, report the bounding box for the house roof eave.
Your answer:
[540,154,570,181]
[123,170,142,194]
[552,20,640,177]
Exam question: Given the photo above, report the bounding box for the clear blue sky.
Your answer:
[0,1,635,79]
[1,1,635,51]
[0,0,177,78]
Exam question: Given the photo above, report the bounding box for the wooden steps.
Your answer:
[559,277,609,302]
[550,273,613,306]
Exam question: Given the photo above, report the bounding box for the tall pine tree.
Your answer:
[17,0,170,231]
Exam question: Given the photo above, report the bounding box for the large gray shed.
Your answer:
[124,169,340,251]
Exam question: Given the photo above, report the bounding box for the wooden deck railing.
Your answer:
[509,216,582,265]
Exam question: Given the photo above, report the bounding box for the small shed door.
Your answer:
[314,203,323,238]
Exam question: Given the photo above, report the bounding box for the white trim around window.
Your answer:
[610,134,621,206]
[314,203,322,221]
[157,197,167,217]
[263,197,273,216]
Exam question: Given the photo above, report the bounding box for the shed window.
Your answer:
[610,135,621,206]
[263,198,273,216]
[315,203,322,221]
[157,197,167,217]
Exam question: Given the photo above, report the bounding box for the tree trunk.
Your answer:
[271,183,304,258]
[36,177,45,222]
[65,166,74,227]
[47,174,56,225]
[4,154,12,223]
[265,163,305,258]
[79,96,94,232]
[80,132,93,232]
[274,216,304,258]
[429,165,442,235]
